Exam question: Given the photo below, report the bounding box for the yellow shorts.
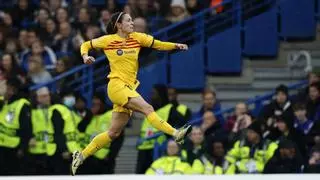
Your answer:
[107,78,140,114]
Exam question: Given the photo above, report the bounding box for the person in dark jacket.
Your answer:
[306,82,320,121]
[268,116,307,158]
[295,72,320,102]
[305,145,320,173]
[293,102,320,152]
[264,139,304,173]
[200,111,226,140]
[258,84,294,132]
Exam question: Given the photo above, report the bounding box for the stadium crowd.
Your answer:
[0,0,319,176]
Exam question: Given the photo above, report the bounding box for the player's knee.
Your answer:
[143,104,154,115]
[108,130,121,140]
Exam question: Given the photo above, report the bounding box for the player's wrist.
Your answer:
[82,54,88,59]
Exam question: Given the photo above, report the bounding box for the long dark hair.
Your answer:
[106,12,126,34]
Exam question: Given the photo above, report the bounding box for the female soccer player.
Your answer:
[71,12,191,175]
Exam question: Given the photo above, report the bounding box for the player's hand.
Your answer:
[175,43,188,50]
[83,55,95,65]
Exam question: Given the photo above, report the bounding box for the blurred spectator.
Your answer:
[181,127,206,165]
[21,38,57,71]
[27,55,53,85]
[293,103,320,152]
[56,7,70,24]
[107,0,120,13]
[192,138,235,174]
[5,38,20,56]
[74,7,91,35]
[48,0,63,16]
[145,140,192,174]
[134,17,148,33]
[166,0,190,24]
[296,72,320,102]
[305,145,320,173]
[264,139,304,173]
[269,117,306,158]
[0,12,18,38]
[228,113,253,144]
[186,0,203,15]
[306,82,320,121]
[52,22,75,54]
[0,78,32,175]
[10,0,34,29]
[155,0,172,17]
[53,57,74,91]
[0,30,5,56]
[20,29,40,63]
[124,0,139,18]
[136,0,157,18]
[258,84,294,132]
[98,9,111,34]
[200,111,225,140]
[43,18,57,47]
[34,8,50,34]
[193,88,224,125]
[226,121,278,173]
[18,29,28,52]
[224,102,249,132]
[27,87,56,175]
[0,53,26,82]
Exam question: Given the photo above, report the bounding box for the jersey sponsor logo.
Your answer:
[124,50,136,54]
[116,49,123,56]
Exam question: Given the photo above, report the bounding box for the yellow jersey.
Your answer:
[80,32,176,86]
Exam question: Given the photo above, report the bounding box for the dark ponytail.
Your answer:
[106,12,125,34]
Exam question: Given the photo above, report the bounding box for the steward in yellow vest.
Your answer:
[78,92,124,174]
[0,78,32,175]
[191,138,235,174]
[136,85,191,174]
[226,121,278,173]
[146,140,192,175]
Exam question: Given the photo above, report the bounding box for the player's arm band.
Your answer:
[149,38,155,48]
[90,40,94,49]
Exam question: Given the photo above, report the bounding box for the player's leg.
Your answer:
[125,96,191,142]
[82,111,129,158]
[71,111,130,176]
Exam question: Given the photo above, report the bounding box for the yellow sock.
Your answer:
[147,112,176,136]
[82,132,111,159]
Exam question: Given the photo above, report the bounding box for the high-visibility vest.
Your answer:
[50,104,81,153]
[191,158,236,174]
[226,140,278,173]
[82,110,113,160]
[138,104,188,150]
[0,98,30,148]
[145,156,193,175]
[29,108,56,156]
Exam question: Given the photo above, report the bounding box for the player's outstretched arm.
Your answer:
[80,36,109,65]
[152,39,188,51]
[80,41,96,65]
